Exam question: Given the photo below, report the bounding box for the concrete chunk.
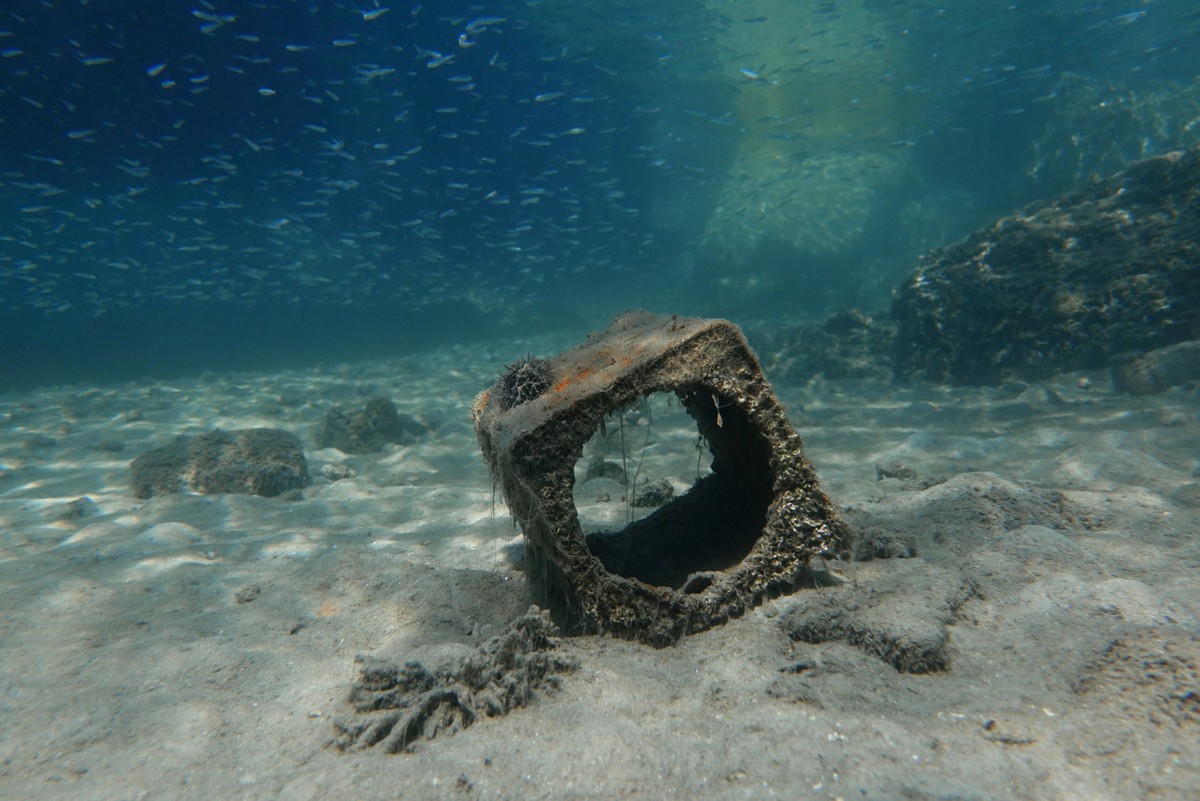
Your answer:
[473,311,853,646]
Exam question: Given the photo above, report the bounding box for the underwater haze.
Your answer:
[3,0,1199,387]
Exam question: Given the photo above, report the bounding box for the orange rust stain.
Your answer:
[554,366,594,393]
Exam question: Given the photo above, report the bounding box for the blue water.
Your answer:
[2,0,1198,387]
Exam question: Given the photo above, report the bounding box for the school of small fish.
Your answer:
[1,1,1194,319]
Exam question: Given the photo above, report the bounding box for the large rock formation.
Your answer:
[892,146,1200,384]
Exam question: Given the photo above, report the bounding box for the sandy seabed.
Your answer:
[1,332,1198,801]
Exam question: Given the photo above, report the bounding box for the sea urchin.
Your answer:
[496,354,555,411]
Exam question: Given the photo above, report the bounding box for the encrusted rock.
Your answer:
[316,396,427,454]
[1111,340,1200,395]
[893,146,1200,384]
[130,428,308,498]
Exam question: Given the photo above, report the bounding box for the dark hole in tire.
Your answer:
[574,386,774,589]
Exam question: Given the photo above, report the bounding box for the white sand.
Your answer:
[1,335,1198,800]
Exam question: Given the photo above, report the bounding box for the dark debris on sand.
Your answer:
[333,609,578,754]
